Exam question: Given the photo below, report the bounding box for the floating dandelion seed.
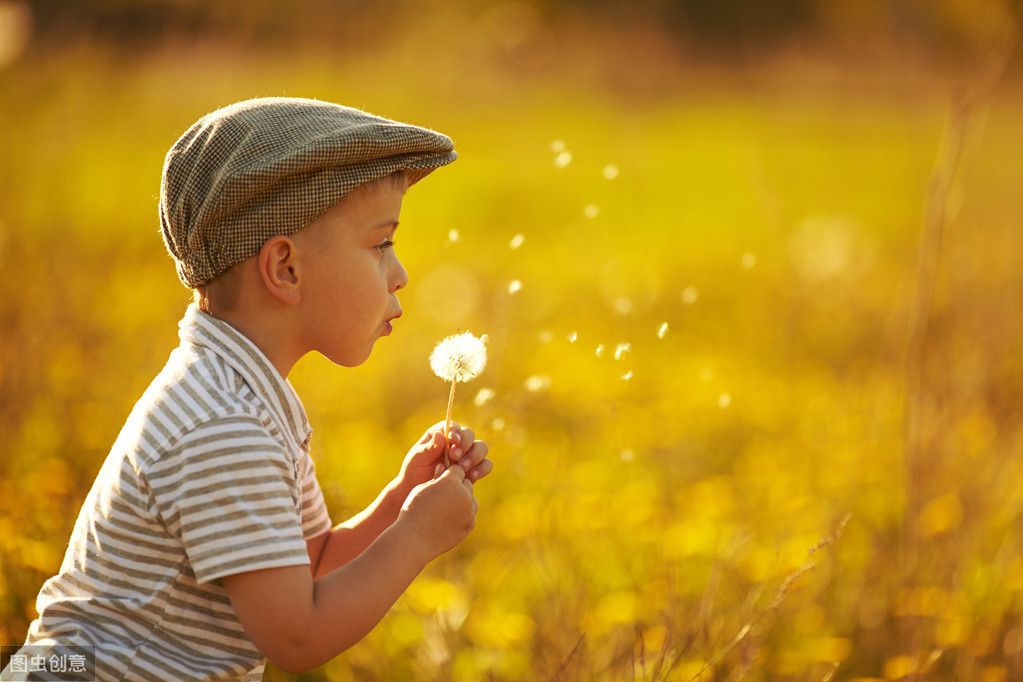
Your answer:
[596,344,605,358]
[508,280,522,294]
[551,140,566,153]
[614,343,631,361]
[492,417,506,431]
[614,297,632,314]
[583,204,600,219]
[622,370,634,381]
[554,150,573,168]
[567,331,578,343]
[741,252,756,269]
[603,164,619,180]
[509,233,525,250]
[474,387,496,407]
[430,332,488,466]
[682,287,699,304]
[657,322,669,338]
[539,330,554,343]
[448,229,460,243]
[525,375,552,392]
[718,393,732,408]
[621,449,634,462]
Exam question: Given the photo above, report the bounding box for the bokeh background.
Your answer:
[2,1,1023,680]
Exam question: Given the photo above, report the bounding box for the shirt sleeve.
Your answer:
[298,451,332,539]
[147,414,312,584]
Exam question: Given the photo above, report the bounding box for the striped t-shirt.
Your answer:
[18,305,333,681]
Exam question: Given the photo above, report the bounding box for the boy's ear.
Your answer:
[257,235,302,305]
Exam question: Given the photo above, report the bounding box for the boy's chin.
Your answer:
[321,344,376,368]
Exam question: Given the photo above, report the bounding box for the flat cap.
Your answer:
[159,97,457,288]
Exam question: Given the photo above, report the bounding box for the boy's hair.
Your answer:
[160,97,456,290]
[192,170,409,316]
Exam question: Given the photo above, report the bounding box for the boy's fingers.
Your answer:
[468,458,493,481]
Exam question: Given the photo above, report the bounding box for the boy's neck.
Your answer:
[210,304,306,380]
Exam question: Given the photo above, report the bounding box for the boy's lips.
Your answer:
[383,310,402,335]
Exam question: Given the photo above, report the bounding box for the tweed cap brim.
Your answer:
[159,97,457,288]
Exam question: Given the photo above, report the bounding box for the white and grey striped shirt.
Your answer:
[20,305,332,681]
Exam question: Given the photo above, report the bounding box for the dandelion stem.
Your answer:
[443,377,456,467]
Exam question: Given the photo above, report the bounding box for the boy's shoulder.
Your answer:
[117,342,277,469]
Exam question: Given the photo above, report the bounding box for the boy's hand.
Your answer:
[399,465,477,560]
[400,422,493,490]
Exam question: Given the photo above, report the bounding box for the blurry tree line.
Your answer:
[16,0,1023,60]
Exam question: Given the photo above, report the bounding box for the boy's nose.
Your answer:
[391,257,408,292]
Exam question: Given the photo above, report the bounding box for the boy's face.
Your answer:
[294,184,408,367]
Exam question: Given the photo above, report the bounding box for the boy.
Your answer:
[5,98,493,681]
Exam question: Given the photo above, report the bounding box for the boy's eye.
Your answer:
[376,239,396,253]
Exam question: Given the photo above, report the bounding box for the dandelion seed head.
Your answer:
[474,387,496,407]
[509,233,525,250]
[603,164,619,180]
[508,279,522,294]
[614,342,631,361]
[430,332,488,383]
[567,331,578,343]
[718,393,732,408]
[554,150,573,168]
[682,287,699,304]
[657,322,669,338]
[742,252,756,269]
[583,204,600,219]
[448,229,460,243]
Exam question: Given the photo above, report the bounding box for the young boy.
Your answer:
[5,98,493,681]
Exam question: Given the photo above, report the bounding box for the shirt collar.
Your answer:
[178,304,313,452]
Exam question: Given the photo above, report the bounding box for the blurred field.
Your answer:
[2,3,1023,680]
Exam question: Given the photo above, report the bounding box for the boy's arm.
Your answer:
[224,465,476,674]
[307,424,492,579]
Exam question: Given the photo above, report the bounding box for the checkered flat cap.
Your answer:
[160,97,457,288]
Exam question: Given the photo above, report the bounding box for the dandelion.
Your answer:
[657,322,669,338]
[430,332,488,466]
[509,233,525,250]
